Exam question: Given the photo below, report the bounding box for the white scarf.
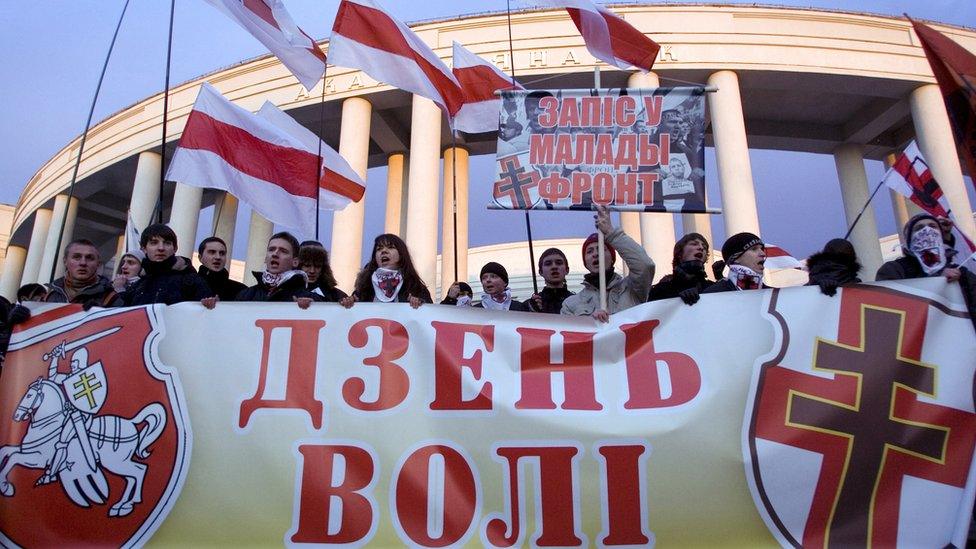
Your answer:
[909,226,947,275]
[480,288,512,310]
[727,264,763,291]
[371,268,404,302]
[455,295,473,307]
[262,269,306,291]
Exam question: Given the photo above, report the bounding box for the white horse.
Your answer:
[0,377,167,517]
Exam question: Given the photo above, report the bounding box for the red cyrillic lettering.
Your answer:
[514,328,602,410]
[484,445,584,547]
[594,134,614,166]
[613,134,638,170]
[592,173,614,205]
[615,173,639,205]
[643,95,663,125]
[620,320,701,408]
[553,134,576,165]
[597,444,652,545]
[537,96,559,128]
[529,133,557,165]
[557,97,580,128]
[638,134,660,166]
[342,318,410,411]
[615,96,637,127]
[394,444,478,547]
[239,319,325,429]
[430,322,494,411]
[571,172,592,205]
[580,96,602,126]
[638,173,658,204]
[290,444,377,544]
[539,173,571,203]
[575,133,595,164]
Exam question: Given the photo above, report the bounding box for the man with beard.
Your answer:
[120,224,213,306]
[45,239,121,308]
[649,233,713,304]
[528,248,574,314]
[196,237,246,301]
[702,233,767,294]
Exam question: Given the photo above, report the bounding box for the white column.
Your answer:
[243,211,273,286]
[707,70,761,237]
[405,95,442,288]
[385,152,409,236]
[130,151,163,240]
[910,84,976,241]
[440,146,469,296]
[21,208,52,284]
[38,195,79,282]
[629,71,674,280]
[682,212,716,274]
[211,192,239,252]
[0,246,27,301]
[884,153,911,231]
[330,97,372,292]
[834,144,884,280]
[168,183,203,257]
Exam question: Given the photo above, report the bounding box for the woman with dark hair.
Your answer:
[342,234,432,309]
[299,244,347,302]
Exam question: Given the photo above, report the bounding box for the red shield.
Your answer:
[0,305,190,547]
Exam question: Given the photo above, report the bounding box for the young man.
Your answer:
[197,237,246,301]
[473,262,529,311]
[528,247,574,314]
[702,232,767,294]
[231,232,319,308]
[120,224,213,306]
[45,239,121,308]
[649,233,713,304]
[561,205,654,321]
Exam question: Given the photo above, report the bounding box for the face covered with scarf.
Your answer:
[907,217,947,275]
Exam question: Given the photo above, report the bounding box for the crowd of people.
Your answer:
[1,208,973,368]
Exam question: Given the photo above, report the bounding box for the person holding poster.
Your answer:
[561,206,654,321]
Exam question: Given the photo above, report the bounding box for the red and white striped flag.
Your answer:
[534,0,660,72]
[329,0,464,117]
[452,42,523,134]
[764,245,803,270]
[203,0,326,91]
[166,83,365,237]
[883,140,976,254]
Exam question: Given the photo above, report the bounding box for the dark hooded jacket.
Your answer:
[237,272,321,302]
[45,275,122,308]
[308,280,348,303]
[806,250,861,288]
[527,286,575,314]
[649,262,713,301]
[198,265,248,301]
[121,256,213,306]
[0,297,30,368]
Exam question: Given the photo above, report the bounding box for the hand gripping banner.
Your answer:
[493,87,712,213]
[0,279,974,546]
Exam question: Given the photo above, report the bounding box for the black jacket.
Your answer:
[0,297,30,367]
[649,264,713,301]
[876,255,932,281]
[527,286,574,314]
[122,256,213,306]
[237,272,321,302]
[473,297,530,311]
[308,281,348,303]
[701,278,737,294]
[45,276,121,308]
[198,266,248,301]
[806,250,861,288]
[356,285,433,304]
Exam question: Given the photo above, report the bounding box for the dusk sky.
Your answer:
[2,1,974,261]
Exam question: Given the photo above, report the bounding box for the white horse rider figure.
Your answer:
[41,342,98,484]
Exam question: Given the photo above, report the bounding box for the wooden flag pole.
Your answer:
[594,66,607,312]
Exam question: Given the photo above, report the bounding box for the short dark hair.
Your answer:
[140,223,177,249]
[538,247,567,270]
[197,236,227,256]
[17,283,47,302]
[63,238,99,260]
[269,231,300,257]
[299,240,324,248]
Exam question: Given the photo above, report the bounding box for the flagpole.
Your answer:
[505,0,539,294]
[49,0,131,284]
[594,65,607,313]
[450,129,460,282]
[314,63,330,242]
[843,179,886,241]
[157,0,176,224]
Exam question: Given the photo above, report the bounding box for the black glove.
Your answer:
[817,278,839,297]
[678,287,700,305]
[7,304,30,326]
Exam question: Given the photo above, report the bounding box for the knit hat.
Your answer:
[903,213,940,245]
[582,233,616,265]
[480,262,509,285]
[722,232,763,265]
[538,247,568,270]
[672,232,709,268]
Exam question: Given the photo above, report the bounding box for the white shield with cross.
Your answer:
[62,361,108,414]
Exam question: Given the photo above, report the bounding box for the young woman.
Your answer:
[299,244,347,303]
[342,234,432,309]
[111,251,143,293]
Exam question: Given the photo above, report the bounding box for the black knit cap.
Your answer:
[722,232,763,264]
[480,262,509,285]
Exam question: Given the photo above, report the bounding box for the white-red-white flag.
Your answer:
[329,0,464,117]
[165,83,364,237]
[883,140,976,254]
[533,0,660,72]
[452,42,523,134]
[764,245,803,270]
[203,0,326,91]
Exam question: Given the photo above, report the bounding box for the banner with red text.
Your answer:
[493,87,709,212]
[1,279,974,547]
